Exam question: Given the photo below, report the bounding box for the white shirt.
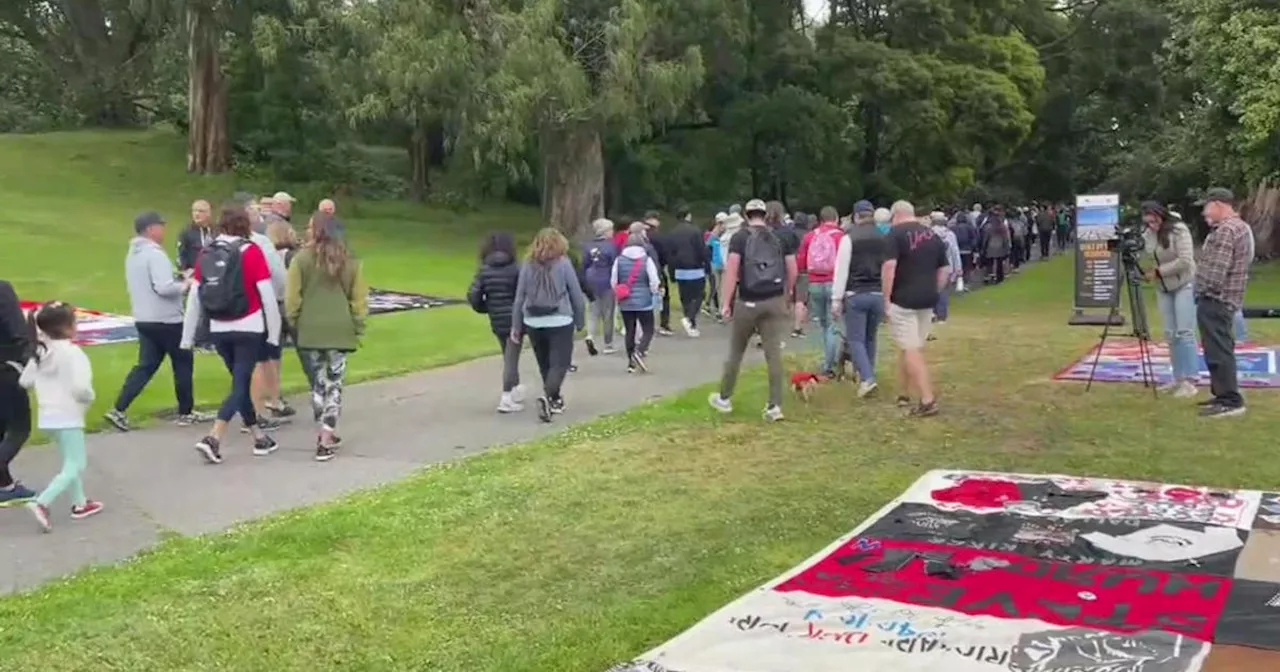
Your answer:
[20,339,94,429]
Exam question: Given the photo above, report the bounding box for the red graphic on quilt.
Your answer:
[931,478,1023,509]
[774,538,1229,641]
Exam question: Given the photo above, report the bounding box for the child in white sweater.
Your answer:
[19,302,102,532]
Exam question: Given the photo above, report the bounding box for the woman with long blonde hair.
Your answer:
[511,227,586,422]
[285,211,368,461]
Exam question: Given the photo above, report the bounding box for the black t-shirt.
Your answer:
[728,225,799,301]
[884,223,948,309]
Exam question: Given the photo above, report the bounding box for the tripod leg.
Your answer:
[1085,309,1117,391]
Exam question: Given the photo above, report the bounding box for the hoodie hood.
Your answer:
[129,235,163,256]
[621,245,649,260]
[484,250,515,267]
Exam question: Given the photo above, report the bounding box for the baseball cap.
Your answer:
[853,199,874,214]
[272,191,297,203]
[714,212,728,223]
[134,211,165,233]
[1195,187,1234,206]
[744,198,767,213]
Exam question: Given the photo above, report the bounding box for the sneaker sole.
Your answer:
[314,452,337,462]
[497,405,524,414]
[70,506,103,521]
[708,394,733,414]
[254,443,280,457]
[586,340,599,356]
[1204,407,1247,418]
[29,506,51,532]
[195,443,222,464]
[536,399,552,423]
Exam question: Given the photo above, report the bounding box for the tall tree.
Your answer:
[186,0,230,174]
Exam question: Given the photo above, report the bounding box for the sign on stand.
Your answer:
[1068,193,1123,326]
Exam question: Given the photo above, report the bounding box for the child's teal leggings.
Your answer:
[36,429,87,508]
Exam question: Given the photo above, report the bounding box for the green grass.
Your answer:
[1,246,1277,670]
[0,129,543,431]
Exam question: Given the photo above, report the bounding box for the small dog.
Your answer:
[791,371,823,402]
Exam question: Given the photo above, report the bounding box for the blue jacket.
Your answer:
[581,237,618,297]
[612,246,661,312]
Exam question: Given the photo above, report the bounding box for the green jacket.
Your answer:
[285,247,368,351]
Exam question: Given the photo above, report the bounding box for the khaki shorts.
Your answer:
[888,303,932,349]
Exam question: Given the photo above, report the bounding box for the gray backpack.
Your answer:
[741,227,785,296]
[525,262,563,317]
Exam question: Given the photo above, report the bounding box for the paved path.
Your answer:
[0,316,761,594]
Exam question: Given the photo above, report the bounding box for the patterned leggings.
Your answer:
[300,349,348,431]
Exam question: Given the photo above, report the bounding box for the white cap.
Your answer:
[714,212,728,223]
[272,191,297,203]
[744,198,767,213]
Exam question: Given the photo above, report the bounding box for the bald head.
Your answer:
[890,200,916,225]
[319,199,336,214]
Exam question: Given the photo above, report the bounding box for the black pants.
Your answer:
[1056,228,1068,250]
[622,310,655,357]
[677,277,706,328]
[706,271,720,312]
[1009,241,1022,269]
[1197,297,1243,408]
[526,324,574,400]
[985,257,1006,284]
[658,275,671,329]
[959,252,974,282]
[114,322,195,415]
[212,331,261,425]
[0,372,31,488]
[1039,233,1051,259]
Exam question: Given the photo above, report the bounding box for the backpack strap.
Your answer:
[623,254,645,287]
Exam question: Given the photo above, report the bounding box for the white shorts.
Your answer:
[888,303,932,349]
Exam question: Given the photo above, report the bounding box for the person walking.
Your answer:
[246,205,293,428]
[612,232,662,372]
[181,203,283,463]
[1140,201,1198,398]
[0,279,35,505]
[1194,188,1252,418]
[643,211,675,336]
[980,206,1011,284]
[929,212,962,327]
[706,214,726,318]
[20,302,105,531]
[832,204,888,397]
[286,212,367,461]
[883,201,951,417]
[511,228,586,423]
[797,206,845,377]
[1036,206,1055,259]
[709,198,798,421]
[668,208,710,337]
[468,232,526,412]
[950,211,979,292]
[581,218,619,354]
[104,212,212,432]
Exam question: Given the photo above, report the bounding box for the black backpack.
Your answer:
[197,238,251,320]
[741,227,786,296]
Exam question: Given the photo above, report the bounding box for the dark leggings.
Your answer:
[526,324,574,400]
[212,331,261,426]
[0,374,31,488]
[677,277,706,327]
[622,310,655,356]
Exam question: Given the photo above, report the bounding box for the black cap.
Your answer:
[133,211,165,233]
[1195,187,1235,206]
[1139,200,1167,217]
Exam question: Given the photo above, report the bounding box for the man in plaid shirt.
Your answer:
[1194,187,1252,417]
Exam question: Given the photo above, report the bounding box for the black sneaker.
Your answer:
[627,358,638,374]
[536,397,553,423]
[195,436,223,464]
[1200,404,1246,418]
[909,400,940,418]
[253,435,280,457]
[104,409,131,432]
[585,337,599,356]
[242,416,287,433]
[657,326,674,336]
[632,351,648,373]
[896,395,912,408]
[269,403,297,418]
[549,397,566,414]
[315,442,337,462]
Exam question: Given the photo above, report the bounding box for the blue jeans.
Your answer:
[842,292,884,383]
[1234,309,1248,341]
[1156,284,1198,382]
[807,282,840,374]
[212,331,262,426]
[935,284,951,321]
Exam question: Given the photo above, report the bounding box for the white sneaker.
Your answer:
[762,405,785,422]
[688,327,701,338]
[510,384,526,404]
[857,380,878,398]
[1157,380,1179,393]
[1173,381,1198,398]
[681,317,694,336]
[497,393,523,414]
[602,345,617,355]
[708,393,733,414]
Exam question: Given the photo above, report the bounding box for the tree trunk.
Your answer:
[408,123,430,201]
[544,124,605,239]
[186,3,230,174]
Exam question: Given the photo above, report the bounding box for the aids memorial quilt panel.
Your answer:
[608,470,1280,672]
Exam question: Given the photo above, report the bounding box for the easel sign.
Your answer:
[1068,193,1124,326]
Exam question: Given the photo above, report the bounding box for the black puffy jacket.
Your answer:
[467,251,520,335]
[666,221,709,272]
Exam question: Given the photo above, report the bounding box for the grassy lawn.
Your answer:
[0,130,542,432]
[0,249,1276,669]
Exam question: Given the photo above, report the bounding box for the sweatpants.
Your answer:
[719,295,787,408]
[622,310,655,357]
[113,322,195,415]
[586,291,616,346]
[676,277,706,328]
[299,350,349,431]
[527,324,574,401]
[0,373,31,488]
[35,429,87,508]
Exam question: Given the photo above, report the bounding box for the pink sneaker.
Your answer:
[27,502,52,532]
[70,500,104,520]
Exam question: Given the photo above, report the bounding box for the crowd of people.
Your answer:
[0,192,364,531]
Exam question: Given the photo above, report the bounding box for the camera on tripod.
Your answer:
[1107,218,1147,281]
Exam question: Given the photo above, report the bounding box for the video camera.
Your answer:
[1110,218,1146,258]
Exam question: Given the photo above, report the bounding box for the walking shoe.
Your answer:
[857,381,878,398]
[1200,404,1246,418]
[762,405,785,422]
[602,345,617,355]
[104,409,131,432]
[549,397,566,414]
[1156,380,1180,394]
[585,337,599,356]
[627,359,638,374]
[511,384,527,404]
[195,436,223,464]
[536,397,553,423]
[27,502,51,532]
[909,400,940,418]
[708,393,733,414]
[268,403,297,418]
[689,326,701,338]
[896,395,912,408]
[1196,397,1225,407]
[568,364,579,373]
[175,411,215,426]
[241,417,287,433]
[790,329,805,338]
[631,351,648,373]
[0,482,36,507]
[1173,381,1198,398]
[681,317,694,336]
[657,326,674,336]
[497,393,524,413]
[315,442,337,462]
[253,435,280,457]
[70,500,104,520]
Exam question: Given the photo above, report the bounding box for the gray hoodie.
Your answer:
[125,236,185,323]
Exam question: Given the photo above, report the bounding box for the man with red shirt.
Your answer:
[797,205,847,377]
